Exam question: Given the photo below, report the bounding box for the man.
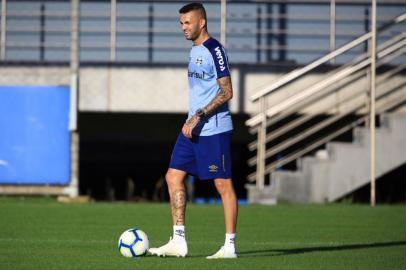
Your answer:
[148,3,238,259]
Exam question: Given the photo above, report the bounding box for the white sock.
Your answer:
[173,225,186,243]
[224,233,236,253]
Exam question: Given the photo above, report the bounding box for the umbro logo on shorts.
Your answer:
[209,165,218,172]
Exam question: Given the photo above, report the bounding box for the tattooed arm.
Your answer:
[202,76,233,117]
[181,76,233,138]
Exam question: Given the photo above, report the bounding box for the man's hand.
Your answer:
[182,114,200,138]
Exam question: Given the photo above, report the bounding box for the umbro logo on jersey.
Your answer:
[209,165,218,172]
[196,56,203,65]
[214,46,226,71]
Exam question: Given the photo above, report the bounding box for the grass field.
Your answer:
[0,197,405,270]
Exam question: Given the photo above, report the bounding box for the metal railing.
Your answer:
[246,11,406,188]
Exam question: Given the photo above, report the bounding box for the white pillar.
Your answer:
[369,0,377,206]
[220,0,227,47]
[68,0,80,197]
[329,0,336,64]
[70,0,79,131]
[110,0,117,62]
[0,0,7,60]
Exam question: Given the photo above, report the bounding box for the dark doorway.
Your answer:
[78,112,253,201]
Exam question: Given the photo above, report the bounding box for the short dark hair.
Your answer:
[179,2,207,22]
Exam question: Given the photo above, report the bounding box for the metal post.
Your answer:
[108,0,115,109]
[370,0,377,206]
[148,3,153,62]
[364,7,371,127]
[220,0,227,47]
[365,60,371,128]
[256,97,266,189]
[330,0,336,64]
[266,3,273,62]
[330,0,337,111]
[70,0,79,131]
[277,3,287,61]
[110,0,117,62]
[256,6,261,63]
[0,0,7,61]
[364,7,370,53]
[40,2,45,61]
[68,131,79,197]
[68,0,80,197]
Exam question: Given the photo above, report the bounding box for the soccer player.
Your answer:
[148,2,238,259]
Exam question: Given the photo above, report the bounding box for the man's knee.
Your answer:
[166,169,186,188]
[214,179,234,196]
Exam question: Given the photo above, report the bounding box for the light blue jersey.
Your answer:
[187,37,233,136]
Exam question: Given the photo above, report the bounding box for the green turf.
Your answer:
[0,197,405,270]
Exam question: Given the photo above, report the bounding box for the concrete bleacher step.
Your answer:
[245,183,278,205]
[352,127,392,146]
[270,114,406,203]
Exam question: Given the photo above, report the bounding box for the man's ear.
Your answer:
[199,18,206,29]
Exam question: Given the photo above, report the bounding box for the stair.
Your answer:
[271,114,406,203]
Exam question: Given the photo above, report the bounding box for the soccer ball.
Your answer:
[118,228,149,258]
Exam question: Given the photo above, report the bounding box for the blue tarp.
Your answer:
[0,86,70,185]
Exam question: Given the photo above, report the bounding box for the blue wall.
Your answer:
[0,86,70,185]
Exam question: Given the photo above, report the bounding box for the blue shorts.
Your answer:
[169,131,232,180]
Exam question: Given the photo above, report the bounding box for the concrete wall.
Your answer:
[0,66,70,86]
[0,65,405,115]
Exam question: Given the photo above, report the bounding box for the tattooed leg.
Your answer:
[171,189,187,225]
[166,168,188,226]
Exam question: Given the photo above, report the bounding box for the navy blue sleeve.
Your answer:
[203,38,231,79]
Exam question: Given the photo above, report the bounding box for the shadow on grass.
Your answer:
[238,240,406,257]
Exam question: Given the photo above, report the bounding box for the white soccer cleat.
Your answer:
[206,246,238,259]
[148,237,188,258]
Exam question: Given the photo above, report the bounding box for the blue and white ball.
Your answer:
[118,228,149,257]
